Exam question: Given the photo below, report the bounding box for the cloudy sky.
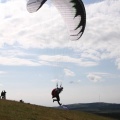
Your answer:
[0,0,120,106]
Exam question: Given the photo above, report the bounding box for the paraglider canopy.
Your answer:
[27,0,47,12]
[26,0,86,40]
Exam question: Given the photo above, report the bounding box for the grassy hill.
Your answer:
[0,99,115,120]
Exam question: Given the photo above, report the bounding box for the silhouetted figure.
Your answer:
[1,90,6,99]
[20,99,24,103]
[51,86,63,106]
[1,91,3,99]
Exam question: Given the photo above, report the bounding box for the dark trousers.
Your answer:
[53,95,61,106]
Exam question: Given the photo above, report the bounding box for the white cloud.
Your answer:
[51,79,62,83]
[69,80,81,84]
[0,56,40,66]
[39,55,98,67]
[64,68,75,77]
[0,0,120,69]
[70,0,120,69]
[116,58,120,69]
[80,0,120,68]
[0,71,7,74]
[0,49,30,57]
[0,0,69,49]
[87,73,102,82]
[87,72,120,82]
[89,72,110,76]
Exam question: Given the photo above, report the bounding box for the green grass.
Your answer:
[0,99,115,120]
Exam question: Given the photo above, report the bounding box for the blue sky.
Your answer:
[84,0,102,4]
[0,0,120,107]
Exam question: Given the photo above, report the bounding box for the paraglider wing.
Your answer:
[52,0,86,40]
[26,0,86,40]
[27,0,47,13]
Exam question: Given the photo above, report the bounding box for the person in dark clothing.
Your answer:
[1,90,6,99]
[51,86,63,106]
[3,90,6,99]
[1,91,3,99]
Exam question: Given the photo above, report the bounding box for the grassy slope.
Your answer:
[0,99,115,120]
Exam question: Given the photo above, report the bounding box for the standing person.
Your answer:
[1,90,6,99]
[1,91,4,99]
[3,90,6,99]
[51,86,63,106]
